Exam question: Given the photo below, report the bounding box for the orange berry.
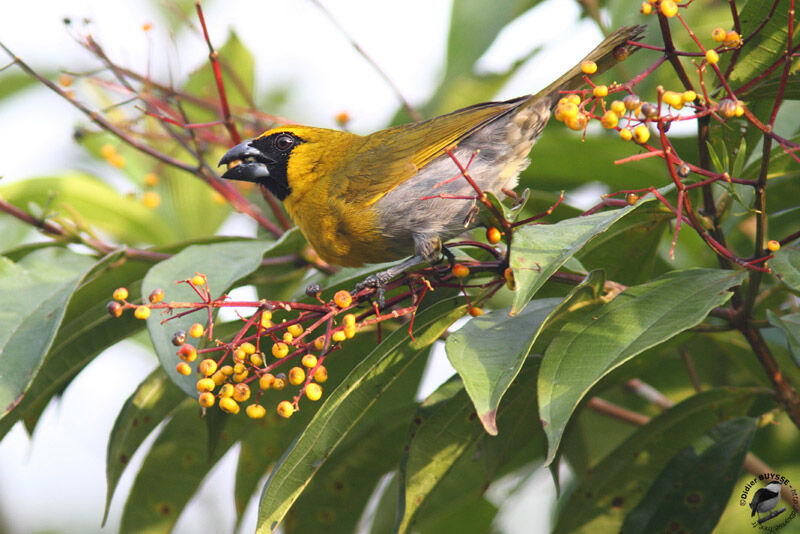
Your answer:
[706,49,719,64]
[250,353,263,367]
[143,172,159,187]
[142,191,160,209]
[662,91,683,109]
[600,110,619,129]
[219,396,239,414]
[148,288,164,303]
[640,2,652,15]
[335,111,351,125]
[333,290,352,308]
[220,365,233,376]
[331,330,346,342]
[109,154,125,168]
[112,287,129,301]
[272,342,289,359]
[58,73,73,87]
[452,264,470,278]
[141,22,153,31]
[100,144,117,159]
[196,378,215,392]
[581,60,597,74]
[314,366,328,383]
[626,192,639,205]
[273,374,286,390]
[233,383,251,402]
[176,362,192,376]
[660,0,677,17]
[633,125,651,144]
[277,400,294,418]
[314,336,325,350]
[565,113,588,131]
[288,367,305,386]
[199,359,217,377]
[189,323,204,338]
[178,343,197,362]
[306,383,323,401]
[593,85,609,98]
[107,301,123,318]
[191,275,205,286]
[711,28,726,42]
[134,305,150,320]
[504,267,516,290]
[198,392,215,408]
[302,354,318,368]
[219,383,234,398]
[767,240,781,252]
[246,404,266,419]
[259,373,275,390]
[468,306,483,317]
[619,128,633,141]
[486,227,502,244]
[723,31,741,47]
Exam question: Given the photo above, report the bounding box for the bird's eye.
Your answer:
[275,134,294,151]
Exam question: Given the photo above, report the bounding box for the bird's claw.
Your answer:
[353,272,393,309]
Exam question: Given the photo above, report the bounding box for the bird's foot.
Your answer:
[353,271,394,309]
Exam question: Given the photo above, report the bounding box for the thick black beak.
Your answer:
[218,140,271,183]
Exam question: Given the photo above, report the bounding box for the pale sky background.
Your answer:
[0,1,602,532]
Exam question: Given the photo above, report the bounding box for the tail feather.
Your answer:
[532,25,647,107]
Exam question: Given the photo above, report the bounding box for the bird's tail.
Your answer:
[533,25,647,106]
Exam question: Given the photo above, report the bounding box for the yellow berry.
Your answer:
[109,154,125,168]
[452,264,470,278]
[233,383,251,402]
[610,100,626,115]
[641,2,652,15]
[259,373,275,390]
[633,125,651,144]
[682,90,697,103]
[196,378,215,392]
[504,267,516,290]
[567,94,581,106]
[112,287,129,301]
[581,60,597,74]
[333,290,352,308]
[287,324,303,337]
[220,365,233,376]
[306,383,323,401]
[332,330,346,342]
[593,85,609,98]
[189,323,204,338]
[660,0,677,17]
[277,400,294,418]
[100,144,117,159]
[233,348,246,363]
[601,110,619,129]
[719,99,737,118]
[233,362,245,375]
[143,172,159,187]
[199,359,217,377]
[250,353,263,367]
[302,354,318,368]
[142,22,153,31]
[191,275,205,286]
[619,128,633,141]
[58,73,73,87]
[176,362,192,376]
[282,332,294,343]
[142,191,161,209]
[559,102,579,120]
[723,31,741,48]
[468,306,483,317]
[178,343,197,362]
[662,91,684,109]
[486,227,502,244]
[273,375,286,390]
[343,313,357,327]
[241,342,257,355]
[134,305,151,320]
[314,336,325,351]
[344,324,356,339]
[246,404,266,419]
[711,28,726,42]
[219,383,234,398]
[211,371,226,386]
[288,367,306,386]
[272,342,289,359]
[767,240,781,252]
[308,367,325,387]
[233,371,248,383]
[260,310,273,328]
[219,396,239,414]
[565,113,588,131]
[706,49,719,64]
[198,392,215,408]
[734,101,745,117]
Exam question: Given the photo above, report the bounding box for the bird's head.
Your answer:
[218,125,357,201]
[766,481,782,491]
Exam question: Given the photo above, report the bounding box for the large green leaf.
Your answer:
[767,310,800,367]
[0,173,172,245]
[142,239,276,396]
[771,239,800,292]
[396,361,544,533]
[104,367,186,524]
[553,388,768,534]
[622,417,757,533]
[0,248,99,420]
[255,298,466,533]
[509,198,655,315]
[539,268,746,465]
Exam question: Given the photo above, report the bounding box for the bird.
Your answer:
[750,480,782,520]
[219,26,646,305]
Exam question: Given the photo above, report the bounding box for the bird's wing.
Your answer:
[336,98,525,206]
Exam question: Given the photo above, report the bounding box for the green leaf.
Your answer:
[0,173,173,245]
[0,71,46,100]
[509,198,655,315]
[767,310,800,367]
[446,299,559,434]
[142,239,276,396]
[0,248,98,420]
[255,298,466,533]
[539,268,746,465]
[104,367,185,524]
[396,361,543,533]
[771,239,800,292]
[119,399,252,534]
[553,388,768,534]
[622,417,757,533]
